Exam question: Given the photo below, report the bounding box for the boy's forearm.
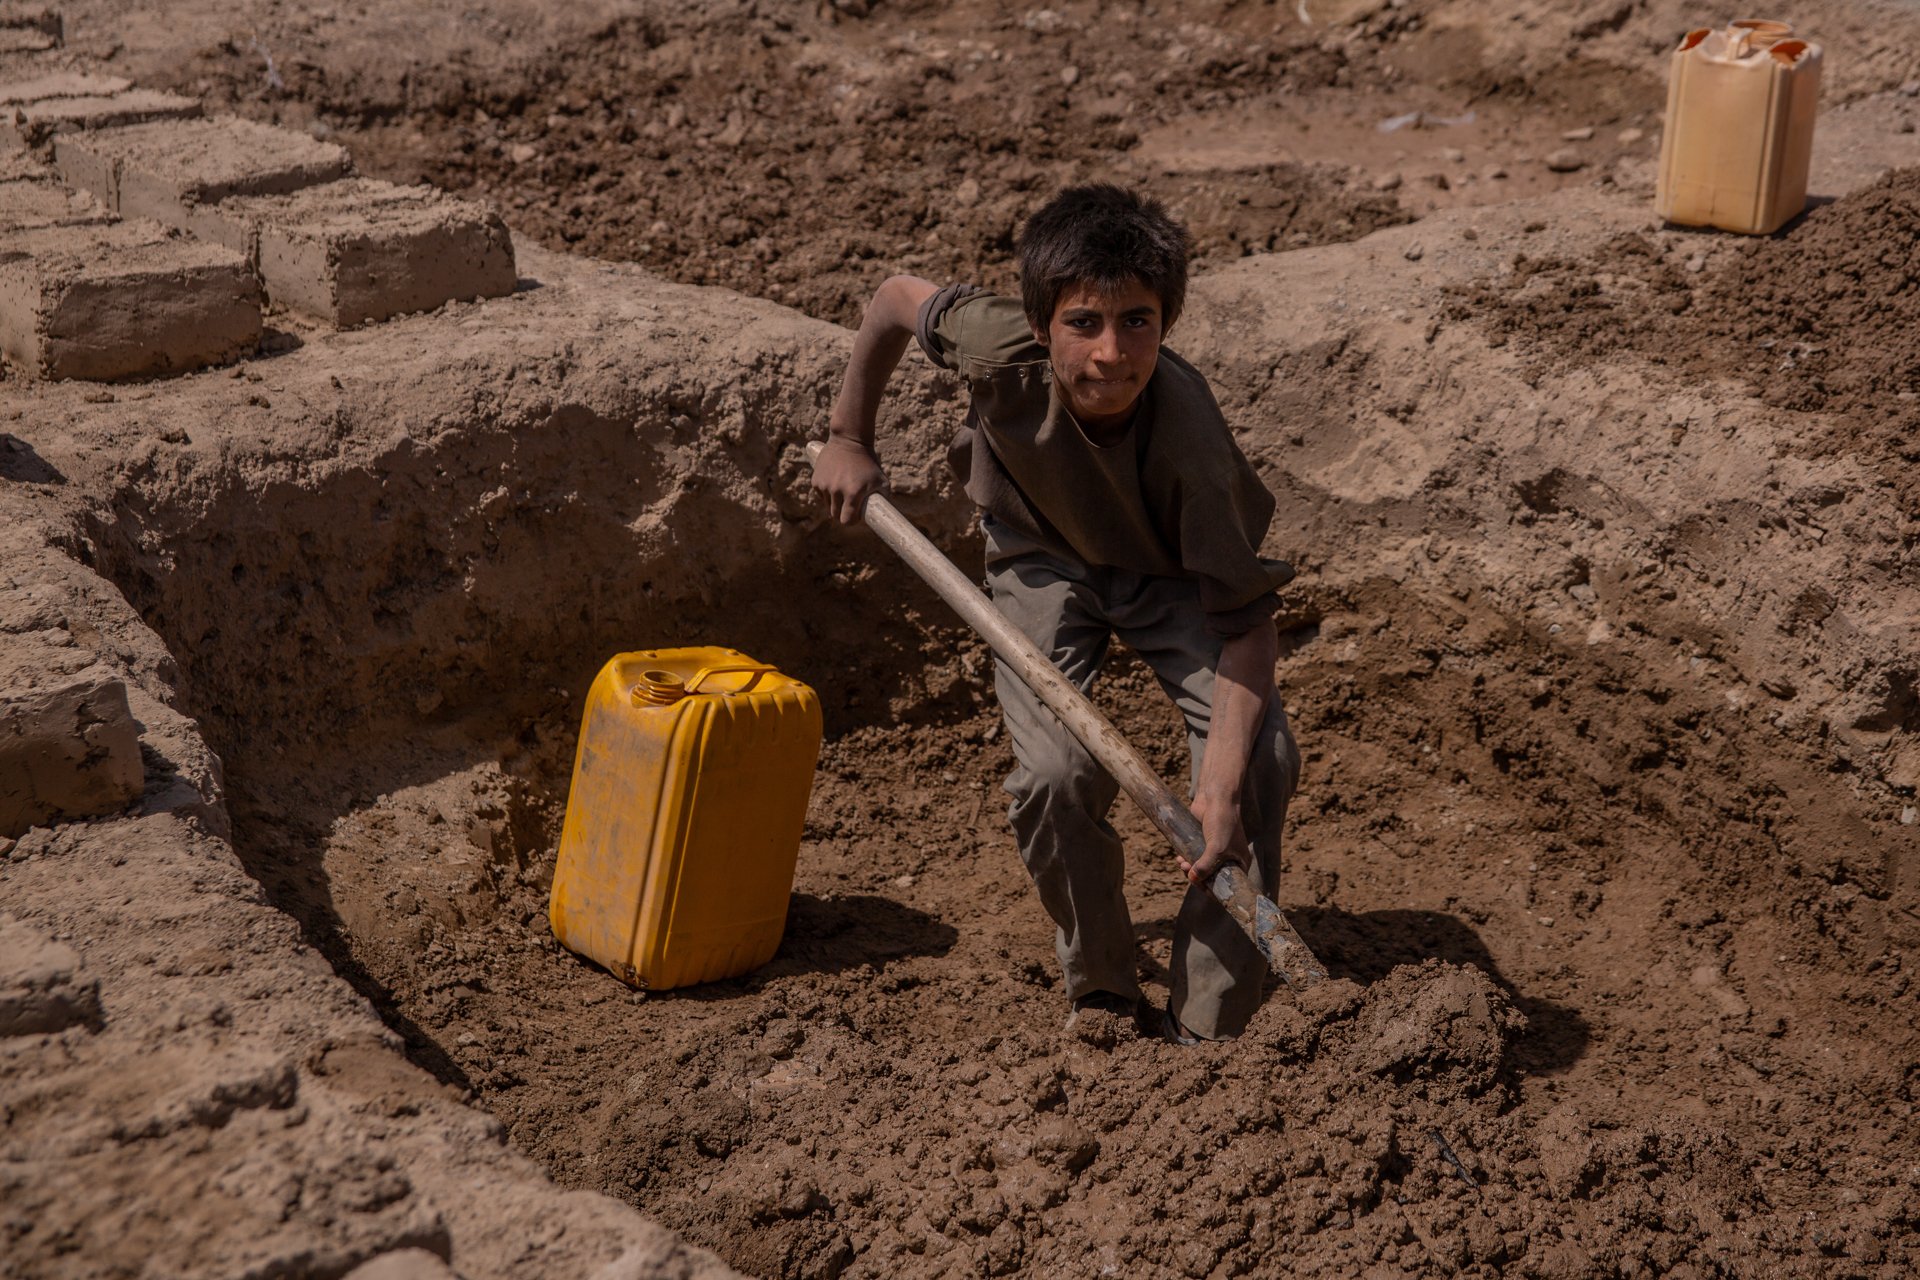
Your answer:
[830,275,935,446]
[1196,619,1279,806]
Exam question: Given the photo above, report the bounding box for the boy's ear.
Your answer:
[1029,319,1049,348]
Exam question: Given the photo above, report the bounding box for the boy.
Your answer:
[811,184,1300,1042]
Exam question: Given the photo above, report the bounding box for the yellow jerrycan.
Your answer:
[1655,20,1822,235]
[549,647,823,989]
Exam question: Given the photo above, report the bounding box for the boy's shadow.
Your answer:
[0,434,65,484]
[1135,906,1590,1075]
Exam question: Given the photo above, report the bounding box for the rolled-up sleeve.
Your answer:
[1202,565,1293,638]
[915,282,985,370]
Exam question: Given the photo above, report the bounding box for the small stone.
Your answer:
[762,1020,804,1060]
[1617,126,1646,145]
[1901,807,1917,826]
[509,143,538,164]
[1483,164,1508,180]
[1686,251,1708,274]
[342,1250,460,1280]
[1441,146,1465,163]
[1402,243,1424,261]
[1060,65,1079,87]
[1901,80,1920,97]
[1371,171,1402,192]
[1561,126,1595,141]
[1545,148,1585,173]
[892,874,916,890]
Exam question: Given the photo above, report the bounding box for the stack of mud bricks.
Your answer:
[1,53,514,382]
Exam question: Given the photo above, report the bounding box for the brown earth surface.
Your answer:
[5,2,1920,1279]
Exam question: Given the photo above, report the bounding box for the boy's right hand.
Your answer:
[811,435,887,525]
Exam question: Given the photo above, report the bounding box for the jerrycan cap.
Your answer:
[631,670,688,706]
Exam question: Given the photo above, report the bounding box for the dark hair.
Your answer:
[1017,184,1193,333]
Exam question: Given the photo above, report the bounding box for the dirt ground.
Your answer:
[6,1,1920,1278]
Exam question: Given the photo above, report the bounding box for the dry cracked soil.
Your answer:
[5,1,1920,1278]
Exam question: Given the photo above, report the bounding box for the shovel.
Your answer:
[804,442,1328,991]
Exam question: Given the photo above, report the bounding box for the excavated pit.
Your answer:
[78,446,1553,1279]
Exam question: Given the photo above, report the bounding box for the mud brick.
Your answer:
[0,2,62,54]
[0,176,108,233]
[0,73,129,105]
[2,89,200,156]
[212,177,515,325]
[0,150,51,181]
[0,660,143,838]
[0,221,261,382]
[55,117,349,237]
[0,4,64,41]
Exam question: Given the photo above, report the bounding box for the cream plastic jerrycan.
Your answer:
[1655,21,1822,235]
[549,647,822,990]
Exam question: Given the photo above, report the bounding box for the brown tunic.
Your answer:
[916,284,1292,636]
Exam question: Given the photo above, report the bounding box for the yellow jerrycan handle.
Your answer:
[628,663,776,705]
[684,664,777,695]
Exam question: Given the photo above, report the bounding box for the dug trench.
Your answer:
[34,204,1914,1277]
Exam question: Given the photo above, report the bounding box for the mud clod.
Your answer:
[0,914,100,1035]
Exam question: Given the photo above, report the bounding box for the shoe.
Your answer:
[1064,990,1150,1045]
[1160,1005,1199,1047]
[1071,991,1141,1018]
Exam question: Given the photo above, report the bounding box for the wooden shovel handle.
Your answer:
[803,441,1327,990]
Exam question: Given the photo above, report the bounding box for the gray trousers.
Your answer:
[984,518,1302,1040]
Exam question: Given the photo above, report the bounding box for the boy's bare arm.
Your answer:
[813,274,939,525]
[1179,618,1279,883]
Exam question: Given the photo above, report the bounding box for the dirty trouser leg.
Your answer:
[1112,576,1303,1039]
[984,530,1141,1006]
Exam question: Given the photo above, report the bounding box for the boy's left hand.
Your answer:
[1180,792,1251,883]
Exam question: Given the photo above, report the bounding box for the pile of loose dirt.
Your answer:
[183,6,1433,326]
[1454,166,1920,505]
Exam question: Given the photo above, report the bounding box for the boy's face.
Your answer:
[1033,277,1165,431]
